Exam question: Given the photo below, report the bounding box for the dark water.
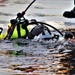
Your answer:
[0,0,75,75]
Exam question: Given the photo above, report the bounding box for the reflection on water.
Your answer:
[60,55,75,75]
[0,39,75,75]
[60,54,72,75]
[59,45,75,75]
[68,52,75,75]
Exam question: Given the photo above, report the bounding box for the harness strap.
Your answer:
[17,23,21,38]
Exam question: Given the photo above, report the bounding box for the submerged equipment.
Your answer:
[27,19,63,40]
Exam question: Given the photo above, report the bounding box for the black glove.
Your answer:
[17,12,23,18]
[17,11,25,18]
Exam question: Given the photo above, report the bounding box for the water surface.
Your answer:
[0,0,75,75]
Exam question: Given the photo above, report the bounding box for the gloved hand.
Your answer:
[17,12,23,18]
[17,11,25,18]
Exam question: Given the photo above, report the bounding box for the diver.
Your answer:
[3,19,29,40]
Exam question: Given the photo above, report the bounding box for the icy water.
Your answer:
[0,0,75,75]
